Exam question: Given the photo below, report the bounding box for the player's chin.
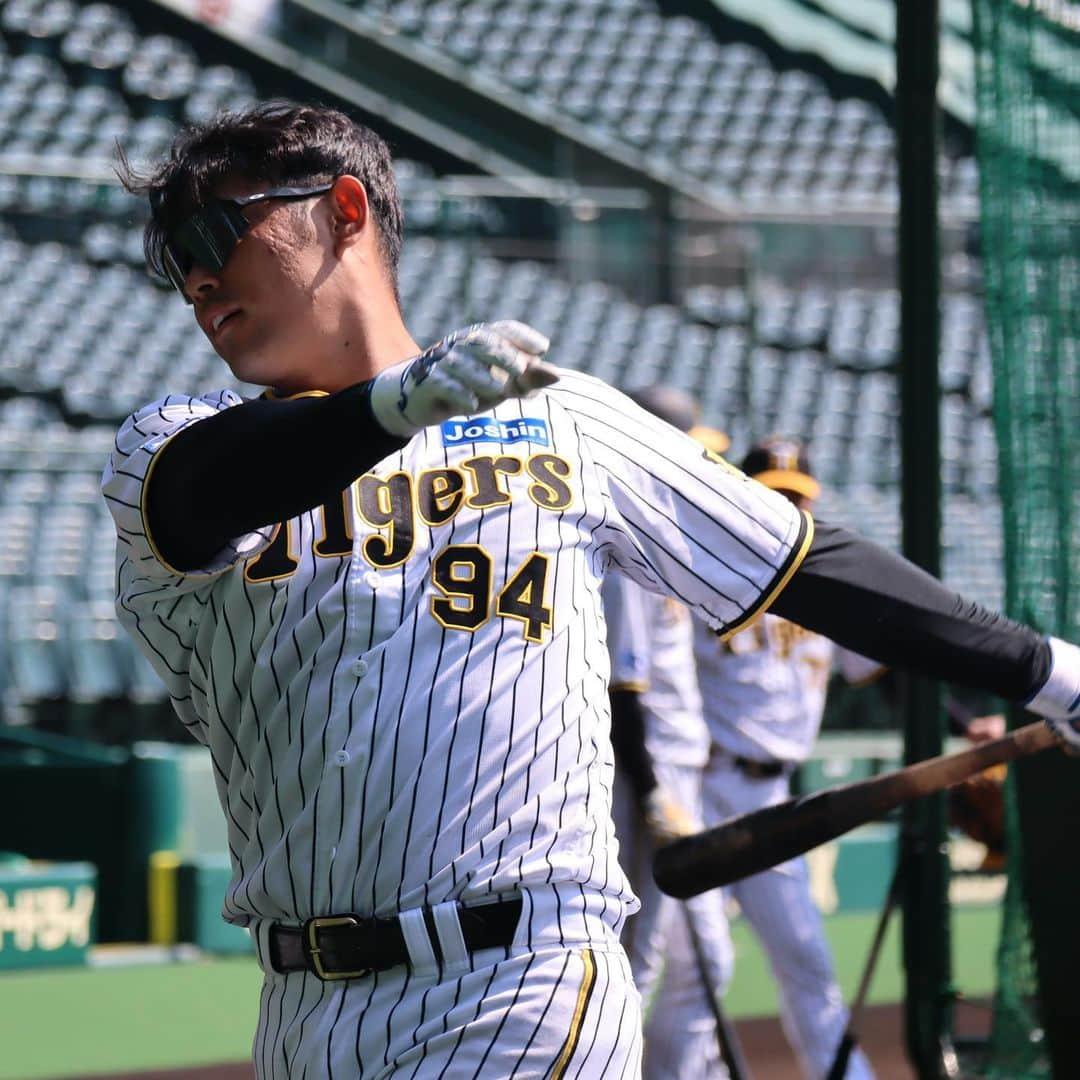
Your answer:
[220,351,278,390]
[216,338,281,388]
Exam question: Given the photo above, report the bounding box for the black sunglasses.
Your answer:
[157,183,334,302]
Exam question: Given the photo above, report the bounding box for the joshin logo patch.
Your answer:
[441,417,550,447]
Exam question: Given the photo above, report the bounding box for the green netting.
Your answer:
[971,3,1080,1077]
[981,774,1048,1078]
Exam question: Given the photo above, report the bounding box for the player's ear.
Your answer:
[329,175,369,251]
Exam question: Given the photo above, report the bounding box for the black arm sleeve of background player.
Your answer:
[146,382,408,571]
[771,521,1051,702]
[609,689,659,801]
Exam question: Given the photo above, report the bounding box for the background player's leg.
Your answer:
[643,908,731,1080]
[731,856,874,1080]
[702,762,874,1080]
[643,761,735,1079]
[613,765,679,1017]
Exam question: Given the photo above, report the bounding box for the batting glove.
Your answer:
[1025,637,1080,754]
[642,786,698,846]
[369,320,557,438]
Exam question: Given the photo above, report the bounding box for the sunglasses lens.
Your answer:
[161,243,192,300]
[164,202,247,298]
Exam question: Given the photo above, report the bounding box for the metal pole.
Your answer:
[896,2,953,1078]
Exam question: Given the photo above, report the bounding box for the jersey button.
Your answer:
[351,658,369,677]
[333,750,350,766]
[363,571,380,589]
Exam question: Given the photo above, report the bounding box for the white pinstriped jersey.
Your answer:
[601,574,709,767]
[694,613,882,764]
[103,368,808,937]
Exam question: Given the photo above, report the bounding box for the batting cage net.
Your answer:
[972,2,1079,1076]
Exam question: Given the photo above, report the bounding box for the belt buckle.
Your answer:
[303,915,372,981]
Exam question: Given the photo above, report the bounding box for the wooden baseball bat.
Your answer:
[654,721,1058,899]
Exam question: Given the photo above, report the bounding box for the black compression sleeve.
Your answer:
[609,689,659,802]
[771,521,1051,702]
[145,383,408,571]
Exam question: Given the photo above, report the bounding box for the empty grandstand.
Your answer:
[0,0,1001,739]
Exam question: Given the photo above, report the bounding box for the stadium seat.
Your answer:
[5,584,68,705]
[349,0,976,205]
[59,2,135,86]
[0,0,1004,729]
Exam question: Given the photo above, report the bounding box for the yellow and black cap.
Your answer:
[742,436,820,500]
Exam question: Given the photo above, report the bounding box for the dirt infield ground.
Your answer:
[76,1000,994,1079]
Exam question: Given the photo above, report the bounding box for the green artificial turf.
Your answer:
[723,901,1002,1019]
[0,956,261,1079]
[0,905,1003,1078]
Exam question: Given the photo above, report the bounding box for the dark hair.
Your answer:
[118,100,404,291]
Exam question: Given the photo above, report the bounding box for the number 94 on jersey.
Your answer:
[432,547,552,643]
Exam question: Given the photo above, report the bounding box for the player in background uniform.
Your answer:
[695,440,1011,1078]
[694,438,881,1079]
[603,386,734,1080]
[103,102,1080,1079]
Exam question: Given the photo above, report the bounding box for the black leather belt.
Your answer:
[268,897,523,981]
[732,755,789,780]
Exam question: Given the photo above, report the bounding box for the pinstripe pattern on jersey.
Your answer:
[551,373,790,541]
[103,374,803,945]
[721,512,814,642]
[104,391,276,579]
[549,371,808,632]
[696,613,839,763]
[603,575,710,767]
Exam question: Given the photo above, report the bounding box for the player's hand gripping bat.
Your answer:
[654,721,1059,898]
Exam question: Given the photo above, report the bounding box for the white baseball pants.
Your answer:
[701,757,875,1080]
[249,885,643,1079]
[614,760,735,1080]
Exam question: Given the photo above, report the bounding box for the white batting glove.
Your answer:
[369,320,557,437]
[1025,637,1080,754]
[642,787,698,846]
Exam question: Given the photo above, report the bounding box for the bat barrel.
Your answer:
[653,825,754,898]
[654,791,850,896]
[654,721,1058,900]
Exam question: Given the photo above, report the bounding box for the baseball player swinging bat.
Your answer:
[654,720,1058,898]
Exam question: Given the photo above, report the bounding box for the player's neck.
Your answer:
[273,294,420,396]
[329,305,419,387]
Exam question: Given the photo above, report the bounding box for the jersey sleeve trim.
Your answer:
[261,388,331,401]
[609,679,649,693]
[717,509,814,642]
